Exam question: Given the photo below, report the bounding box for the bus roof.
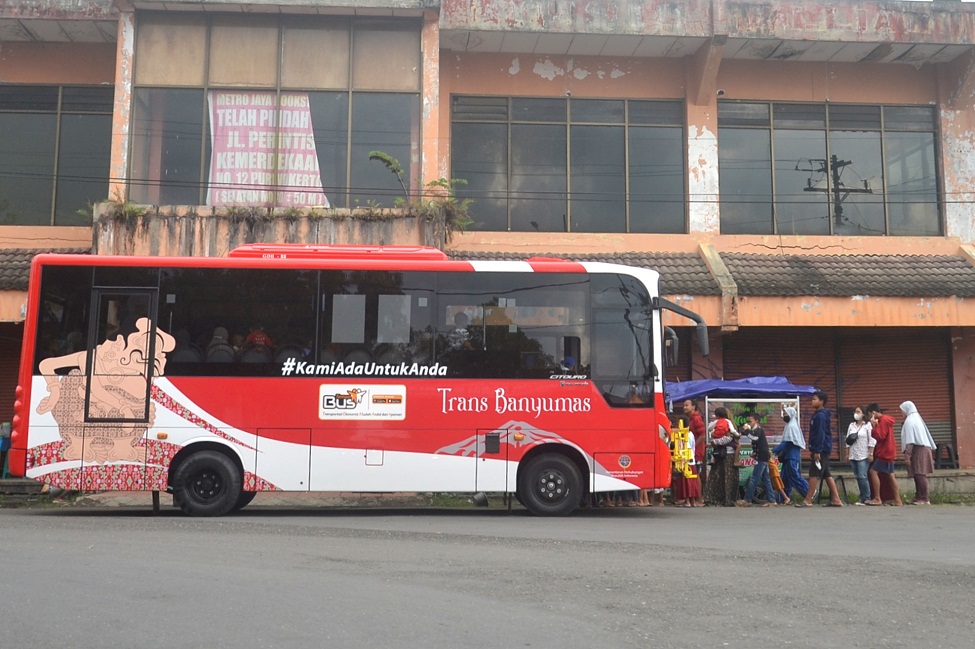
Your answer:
[28,247,658,284]
[228,244,449,261]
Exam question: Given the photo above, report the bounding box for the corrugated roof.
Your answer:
[0,248,90,291]
[722,253,975,297]
[447,250,721,295]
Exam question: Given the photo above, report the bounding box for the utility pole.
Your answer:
[800,155,873,227]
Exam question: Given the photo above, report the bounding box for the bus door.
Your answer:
[81,290,159,482]
[475,428,509,491]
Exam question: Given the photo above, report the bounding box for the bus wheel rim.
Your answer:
[537,470,567,501]
[191,469,223,502]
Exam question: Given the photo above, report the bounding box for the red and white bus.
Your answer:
[8,245,707,516]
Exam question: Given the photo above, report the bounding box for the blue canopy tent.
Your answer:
[665,376,818,406]
[665,376,819,492]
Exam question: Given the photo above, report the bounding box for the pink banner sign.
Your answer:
[207,91,330,208]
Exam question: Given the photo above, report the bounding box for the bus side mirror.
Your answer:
[664,327,679,367]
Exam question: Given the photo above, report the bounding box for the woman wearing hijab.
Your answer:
[900,401,936,505]
[772,405,809,505]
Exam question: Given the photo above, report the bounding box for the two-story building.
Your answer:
[2,0,975,466]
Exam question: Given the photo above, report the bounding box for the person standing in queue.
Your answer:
[865,403,902,507]
[797,391,843,507]
[704,407,739,507]
[772,405,808,505]
[737,413,775,506]
[900,401,936,505]
[684,399,708,507]
[846,405,875,505]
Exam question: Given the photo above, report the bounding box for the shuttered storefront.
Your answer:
[722,327,839,453]
[721,327,952,458]
[836,328,952,451]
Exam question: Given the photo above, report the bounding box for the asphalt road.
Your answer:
[1,504,972,649]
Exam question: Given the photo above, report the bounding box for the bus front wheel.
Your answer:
[518,454,582,517]
[172,451,242,517]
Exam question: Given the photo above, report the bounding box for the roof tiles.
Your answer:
[2,247,973,300]
[0,249,90,291]
[723,253,975,297]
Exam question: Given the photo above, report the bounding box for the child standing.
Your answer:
[737,413,775,506]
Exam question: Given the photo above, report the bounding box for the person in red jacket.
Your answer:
[683,399,707,507]
[865,403,902,506]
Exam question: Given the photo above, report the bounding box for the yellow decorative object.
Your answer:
[670,420,697,478]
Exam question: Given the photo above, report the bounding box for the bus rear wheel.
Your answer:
[172,450,242,517]
[519,454,582,517]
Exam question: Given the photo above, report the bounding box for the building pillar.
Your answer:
[951,326,975,469]
[421,10,442,187]
[109,10,135,203]
[685,96,720,234]
[939,50,975,242]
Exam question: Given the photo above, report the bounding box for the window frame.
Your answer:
[0,84,113,226]
[450,95,687,233]
[129,12,423,209]
[717,100,942,236]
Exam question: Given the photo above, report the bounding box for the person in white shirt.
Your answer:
[845,405,876,505]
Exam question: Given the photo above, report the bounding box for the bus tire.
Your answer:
[232,490,257,512]
[172,450,242,517]
[519,454,582,517]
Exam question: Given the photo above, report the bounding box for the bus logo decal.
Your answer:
[318,384,407,420]
[618,455,632,469]
[322,388,367,411]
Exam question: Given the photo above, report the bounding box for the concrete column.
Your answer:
[109,10,135,203]
[685,101,720,234]
[421,10,443,187]
[939,50,975,242]
[951,326,975,469]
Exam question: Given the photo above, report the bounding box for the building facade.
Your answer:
[2,0,975,466]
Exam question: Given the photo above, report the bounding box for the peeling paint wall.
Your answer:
[441,0,714,37]
[422,11,444,183]
[441,0,975,44]
[443,52,683,96]
[939,51,975,243]
[0,0,116,20]
[719,0,975,45]
[93,209,437,257]
[686,106,719,234]
[941,107,975,242]
[110,11,134,203]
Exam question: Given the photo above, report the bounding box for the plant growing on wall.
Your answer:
[369,150,473,244]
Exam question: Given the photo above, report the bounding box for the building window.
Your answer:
[718,102,940,236]
[450,96,685,233]
[0,85,113,226]
[130,13,421,209]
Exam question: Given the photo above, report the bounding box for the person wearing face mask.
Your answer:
[846,406,876,505]
[771,405,808,505]
[900,400,936,505]
[865,403,902,506]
